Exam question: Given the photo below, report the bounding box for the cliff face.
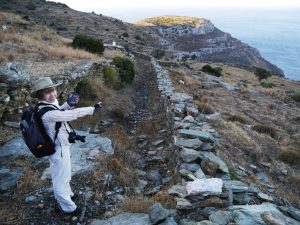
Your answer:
[137,16,284,76]
[0,2,284,76]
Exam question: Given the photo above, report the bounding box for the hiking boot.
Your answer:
[54,200,82,216]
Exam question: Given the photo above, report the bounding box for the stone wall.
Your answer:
[150,58,300,224]
[0,61,96,127]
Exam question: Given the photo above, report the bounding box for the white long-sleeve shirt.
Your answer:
[38,100,95,146]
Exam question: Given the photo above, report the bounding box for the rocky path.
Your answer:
[90,57,300,225]
[1,54,300,225]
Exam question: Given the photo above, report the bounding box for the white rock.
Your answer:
[186,178,223,196]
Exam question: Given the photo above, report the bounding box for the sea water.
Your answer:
[110,7,300,81]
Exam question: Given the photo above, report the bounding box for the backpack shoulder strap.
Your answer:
[34,103,62,143]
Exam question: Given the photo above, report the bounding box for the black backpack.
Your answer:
[20,102,62,158]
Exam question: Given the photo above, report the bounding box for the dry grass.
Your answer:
[153,190,176,209]
[194,101,214,114]
[252,124,277,139]
[119,191,176,213]
[217,120,262,156]
[0,11,102,70]
[278,141,300,165]
[141,119,159,137]
[119,198,155,213]
[13,171,47,197]
[100,124,138,188]
[227,114,249,124]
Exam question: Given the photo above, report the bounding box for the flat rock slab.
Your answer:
[0,135,32,161]
[186,178,223,196]
[89,213,151,225]
[223,180,249,193]
[209,203,300,225]
[198,151,229,174]
[175,138,203,149]
[41,131,114,179]
[206,75,237,91]
[0,167,24,192]
[168,184,188,198]
[180,148,200,162]
[170,92,193,103]
[177,129,215,143]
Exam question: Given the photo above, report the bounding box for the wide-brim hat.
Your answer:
[30,77,63,98]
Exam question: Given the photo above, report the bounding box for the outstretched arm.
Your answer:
[42,107,95,122]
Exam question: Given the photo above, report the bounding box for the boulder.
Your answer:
[223,180,249,193]
[180,148,200,162]
[175,138,203,149]
[148,203,173,224]
[194,168,206,179]
[0,167,24,192]
[175,197,193,209]
[89,212,151,225]
[177,129,215,143]
[168,184,188,198]
[186,178,223,196]
[170,93,193,103]
[209,203,299,225]
[200,159,219,176]
[180,163,201,172]
[198,151,229,174]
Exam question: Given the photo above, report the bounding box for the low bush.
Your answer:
[255,67,272,81]
[278,141,300,165]
[228,164,238,180]
[260,82,275,88]
[252,124,277,139]
[279,150,300,165]
[201,64,222,77]
[197,102,214,114]
[112,56,135,83]
[103,65,122,89]
[120,198,155,213]
[71,34,104,54]
[151,49,165,59]
[291,92,300,102]
[228,114,248,124]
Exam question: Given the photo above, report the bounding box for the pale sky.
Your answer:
[49,0,300,22]
[51,0,300,9]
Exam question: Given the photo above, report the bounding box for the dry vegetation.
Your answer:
[165,62,300,207]
[0,12,126,77]
[137,15,208,26]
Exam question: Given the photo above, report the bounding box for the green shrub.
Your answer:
[291,92,300,102]
[252,124,277,139]
[103,66,122,89]
[151,49,165,59]
[71,35,104,54]
[122,32,129,37]
[228,164,238,180]
[191,54,197,60]
[260,82,275,88]
[112,57,135,83]
[255,67,272,81]
[201,65,222,77]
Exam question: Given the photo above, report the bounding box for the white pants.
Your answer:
[49,144,76,212]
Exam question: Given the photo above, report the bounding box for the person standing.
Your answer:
[30,77,102,215]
